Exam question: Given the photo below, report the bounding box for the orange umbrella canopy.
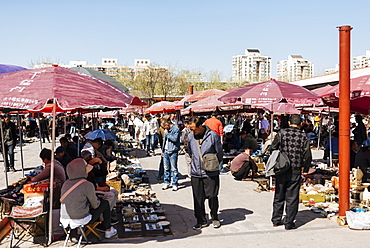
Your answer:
[187,89,227,102]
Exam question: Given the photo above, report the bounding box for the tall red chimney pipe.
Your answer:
[189,85,194,95]
[338,25,352,220]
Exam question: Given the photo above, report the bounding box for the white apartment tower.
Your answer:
[353,50,370,69]
[277,55,314,82]
[232,49,271,83]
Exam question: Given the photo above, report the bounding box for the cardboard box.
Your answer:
[23,182,50,194]
[107,180,122,194]
[299,193,326,202]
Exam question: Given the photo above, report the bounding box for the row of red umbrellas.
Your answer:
[146,79,321,115]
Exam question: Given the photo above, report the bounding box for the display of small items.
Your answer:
[115,202,170,238]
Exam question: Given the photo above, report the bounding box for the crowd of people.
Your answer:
[2,109,370,237]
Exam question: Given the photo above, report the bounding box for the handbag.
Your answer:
[195,140,219,172]
[273,132,291,175]
[274,150,290,175]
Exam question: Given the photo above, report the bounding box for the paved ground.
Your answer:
[0,141,369,248]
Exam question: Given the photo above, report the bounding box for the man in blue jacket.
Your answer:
[187,117,223,230]
[161,119,181,191]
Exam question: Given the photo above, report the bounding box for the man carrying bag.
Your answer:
[187,117,223,230]
[270,114,312,230]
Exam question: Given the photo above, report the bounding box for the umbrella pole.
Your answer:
[37,117,42,150]
[77,109,81,157]
[17,112,25,177]
[48,99,57,245]
[316,113,321,150]
[0,119,9,187]
[64,116,66,135]
[329,116,333,168]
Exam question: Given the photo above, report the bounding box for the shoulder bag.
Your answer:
[274,132,291,175]
[60,179,87,203]
[195,140,219,172]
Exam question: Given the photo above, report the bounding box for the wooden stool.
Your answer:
[253,178,270,192]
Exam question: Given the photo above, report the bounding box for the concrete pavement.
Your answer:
[0,141,369,248]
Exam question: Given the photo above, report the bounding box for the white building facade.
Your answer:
[353,50,370,69]
[232,49,271,83]
[277,55,314,82]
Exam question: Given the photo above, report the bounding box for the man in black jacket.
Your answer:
[271,114,312,230]
[1,115,17,172]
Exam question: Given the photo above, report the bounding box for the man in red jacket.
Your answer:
[204,113,224,138]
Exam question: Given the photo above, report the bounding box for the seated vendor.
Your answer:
[60,136,78,160]
[223,132,241,152]
[81,150,118,211]
[55,146,72,171]
[60,158,117,239]
[240,131,258,152]
[30,148,66,184]
[229,149,257,181]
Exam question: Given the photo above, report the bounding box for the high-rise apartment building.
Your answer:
[353,50,370,69]
[232,49,271,83]
[277,55,313,82]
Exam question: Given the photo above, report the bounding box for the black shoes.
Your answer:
[192,222,208,230]
[285,224,297,230]
[272,221,284,227]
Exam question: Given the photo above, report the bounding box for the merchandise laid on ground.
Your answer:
[112,144,171,238]
[0,138,171,247]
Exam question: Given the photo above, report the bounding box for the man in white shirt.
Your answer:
[144,113,159,155]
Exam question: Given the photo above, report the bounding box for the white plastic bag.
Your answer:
[346,211,370,230]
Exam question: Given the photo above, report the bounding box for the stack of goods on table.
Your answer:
[0,178,29,218]
[106,154,171,238]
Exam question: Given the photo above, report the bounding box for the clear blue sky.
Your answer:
[1,0,370,79]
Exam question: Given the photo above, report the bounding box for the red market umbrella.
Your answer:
[181,95,248,115]
[0,66,137,243]
[219,79,320,105]
[187,89,227,102]
[175,95,193,110]
[257,102,301,114]
[145,101,176,114]
[320,75,370,114]
[0,66,135,111]
[311,85,337,97]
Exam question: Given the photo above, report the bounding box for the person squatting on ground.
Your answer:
[270,114,312,230]
[187,117,223,230]
[230,148,257,181]
[161,119,181,191]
